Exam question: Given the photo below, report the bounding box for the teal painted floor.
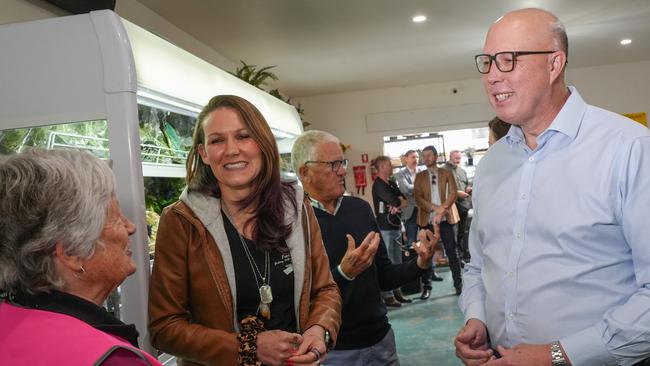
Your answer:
[388,267,465,366]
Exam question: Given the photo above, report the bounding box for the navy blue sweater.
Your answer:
[313,196,424,350]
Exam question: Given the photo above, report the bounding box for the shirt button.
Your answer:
[521,193,527,200]
[508,313,514,320]
[507,272,514,278]
[528,156,535,162]
[515,233,521,239]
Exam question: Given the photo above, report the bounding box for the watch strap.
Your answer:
[550,340,567,366]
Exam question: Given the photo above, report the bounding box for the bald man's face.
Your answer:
[482,10,561,128]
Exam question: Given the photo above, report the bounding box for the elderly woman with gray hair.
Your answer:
[0,149,162,366]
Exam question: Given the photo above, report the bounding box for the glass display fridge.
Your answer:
[0,10,303,356]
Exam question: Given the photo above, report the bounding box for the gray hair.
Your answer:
[449,150,462,158]
[550,18,568,58]
[291,130,339,177]
[0,149,116,294]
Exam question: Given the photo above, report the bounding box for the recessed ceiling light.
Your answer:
[620,39,632,45]
[412,15,427,23]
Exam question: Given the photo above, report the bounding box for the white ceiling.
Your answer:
[136,0,650,97]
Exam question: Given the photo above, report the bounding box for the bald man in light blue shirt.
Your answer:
[456,8,650,366]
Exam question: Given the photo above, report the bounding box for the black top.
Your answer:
[9,289,140,347]
[372,178,405,230]
[223,213,296,332]
[314,196,424,350]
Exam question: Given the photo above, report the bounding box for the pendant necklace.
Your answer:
[227,211,273,319]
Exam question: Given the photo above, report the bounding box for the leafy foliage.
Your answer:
[231,61,278,88]
[231,60,310,128]
[144,177,186,214]
[0,120,108,155]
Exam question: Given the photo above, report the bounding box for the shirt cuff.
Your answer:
[560,325,617,366]
[461,300,486,325]
[337,264,355,281]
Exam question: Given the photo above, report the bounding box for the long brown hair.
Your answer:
[186,95,296,251]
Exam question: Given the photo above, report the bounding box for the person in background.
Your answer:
[149,95,341,366]
[372,155,411,307]
[0,149,162,366]
[487,116,510,146]
[457,8,650,365]
[414,145,462,297]
[396,149,443,299]
[442,150,472,262]
[292,130,437,366]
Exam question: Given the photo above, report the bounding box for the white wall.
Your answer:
[298,60,650,203]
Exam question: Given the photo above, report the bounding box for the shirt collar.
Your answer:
[505,86,587,146]
[407,166,417,175]
[309,195,343,216]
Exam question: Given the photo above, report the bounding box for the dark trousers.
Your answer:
[456,203,470,260]
[421,222,462,290]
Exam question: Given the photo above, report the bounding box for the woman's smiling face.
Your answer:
[198,107,262,198]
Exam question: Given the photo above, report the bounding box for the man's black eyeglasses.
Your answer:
[474,51,557,74]
[305,159,349,172]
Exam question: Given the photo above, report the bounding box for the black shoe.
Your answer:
[420,288,431,300]
[431,274,444,282]
[394,293,413,303]
[455,287,462,296]
[384,297,402,307]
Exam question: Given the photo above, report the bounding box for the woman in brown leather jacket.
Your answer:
[148,95,341,366]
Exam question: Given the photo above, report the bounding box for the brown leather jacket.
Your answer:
[148,187,341,366]
[413,167,458,227]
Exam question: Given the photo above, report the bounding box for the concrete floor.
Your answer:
[389,267,465,366]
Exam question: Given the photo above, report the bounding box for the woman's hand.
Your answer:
[287,325,327,365]
[256,330,303,366]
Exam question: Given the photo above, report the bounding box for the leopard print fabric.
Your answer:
[237,315,266,366]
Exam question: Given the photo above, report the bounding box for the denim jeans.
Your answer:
[380,229,402,298]
[326,328,400,366]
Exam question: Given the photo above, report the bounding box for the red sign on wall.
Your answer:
[361,153,368,163]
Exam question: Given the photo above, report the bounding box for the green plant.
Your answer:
[231,61,278,89]
[231,60,310,128]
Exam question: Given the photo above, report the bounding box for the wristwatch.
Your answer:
[550,341,567,366]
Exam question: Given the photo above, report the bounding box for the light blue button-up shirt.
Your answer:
[459,87,650,365]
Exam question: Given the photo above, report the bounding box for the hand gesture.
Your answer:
[339,232,380,278]
[256,330,303,366]
[287,325,327,365]
[454,319,493,366]
[414,227,438,270]
[433,211,446,225]
[388,205,401,215]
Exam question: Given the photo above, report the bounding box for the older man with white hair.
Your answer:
[291,130,437,365]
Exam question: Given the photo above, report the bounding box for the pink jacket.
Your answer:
[0,301,162,366]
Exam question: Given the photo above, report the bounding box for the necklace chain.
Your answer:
[236,229,270,287]
[223,209,270,288]
[223,208,273,319]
